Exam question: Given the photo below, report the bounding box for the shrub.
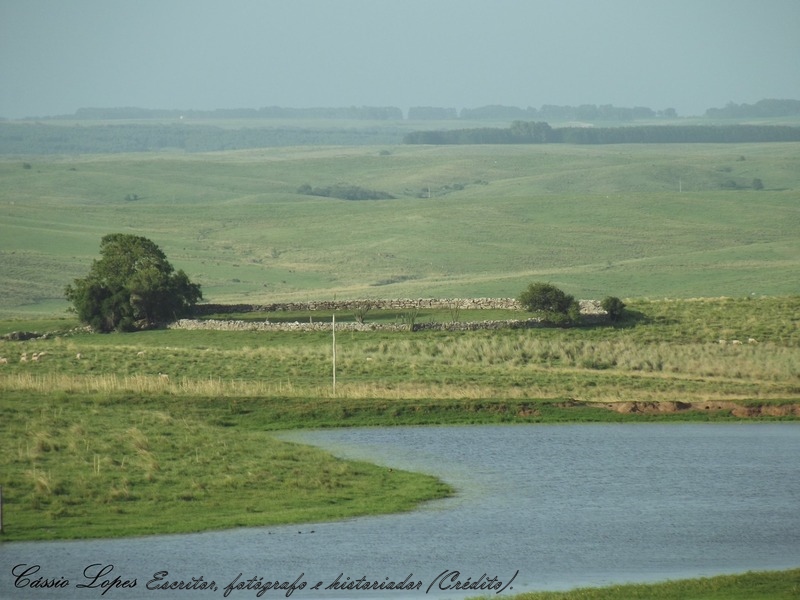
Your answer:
[353,301,372,324]
[519,282,580,325]
[601,296,626,322]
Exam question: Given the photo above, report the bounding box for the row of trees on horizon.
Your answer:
[403,121,800,145]
[7,99,799,122]
[4,120,799,155]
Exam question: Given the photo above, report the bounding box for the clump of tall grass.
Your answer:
[26,466,54,494]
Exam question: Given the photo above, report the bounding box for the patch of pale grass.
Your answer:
[329,381,554,400]
[25,466,54,495]
[0,373,169,394]
[125,427,149,452]
[0,371,309,397]
[1,364,794,403]
[389,336,799,382]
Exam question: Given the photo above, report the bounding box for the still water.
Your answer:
[2,424,799,600]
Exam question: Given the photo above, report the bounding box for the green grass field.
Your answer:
[1,297,798,407]
[2,142,798,316]
[491,568,800,600]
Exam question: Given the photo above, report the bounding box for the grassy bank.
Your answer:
[0,389,452,541]
[488,568,800,600]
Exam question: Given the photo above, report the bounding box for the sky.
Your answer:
[1,0,799,119]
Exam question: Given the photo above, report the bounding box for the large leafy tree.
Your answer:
[65,234,202,332]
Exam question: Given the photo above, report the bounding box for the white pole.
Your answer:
[332,314,336,397]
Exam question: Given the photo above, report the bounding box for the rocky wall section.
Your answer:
[171,299,608,333]
[191,298,606,315]
[191,298,523,315]
[169,318,553,333]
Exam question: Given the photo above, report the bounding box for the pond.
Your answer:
[2,423,799,599]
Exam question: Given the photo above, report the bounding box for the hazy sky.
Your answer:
[1,0,799,119]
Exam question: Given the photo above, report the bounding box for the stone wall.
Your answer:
[169,317,553,333]
[191,297,605,315]
[171,299,608,333]
[191,297,522,315]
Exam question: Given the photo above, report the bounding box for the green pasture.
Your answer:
[1,142,799,316]
[494,568,800,600]
[1,297,798,407]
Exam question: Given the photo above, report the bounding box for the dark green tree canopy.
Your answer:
[65,234,202,332]
[601,296,626,322]
[519,282,581,325]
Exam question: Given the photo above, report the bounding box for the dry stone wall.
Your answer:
[173,299,608,332]
[169,318,551,333]
[191,298,523,315]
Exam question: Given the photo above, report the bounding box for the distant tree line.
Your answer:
[403,104,678,120]
[18,103,671,122]
[7,121,797,155]
[705,99,800,119]
[403,122,800,145]
[259,100,796,122]
[5,98,799,154]
[407,106,460,120]
[0,122,404,154]
[7,99,800,124]
[457,104,675,121]
[69,106,404,120]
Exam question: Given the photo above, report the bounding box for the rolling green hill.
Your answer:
[1,142,798,316]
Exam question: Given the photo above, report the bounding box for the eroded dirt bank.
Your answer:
[589,400,800,417]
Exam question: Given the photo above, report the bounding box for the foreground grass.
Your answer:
[484,568,800,600]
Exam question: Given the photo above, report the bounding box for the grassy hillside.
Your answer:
[1,142,799,316]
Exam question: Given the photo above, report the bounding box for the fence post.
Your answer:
[332,314,336,397]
